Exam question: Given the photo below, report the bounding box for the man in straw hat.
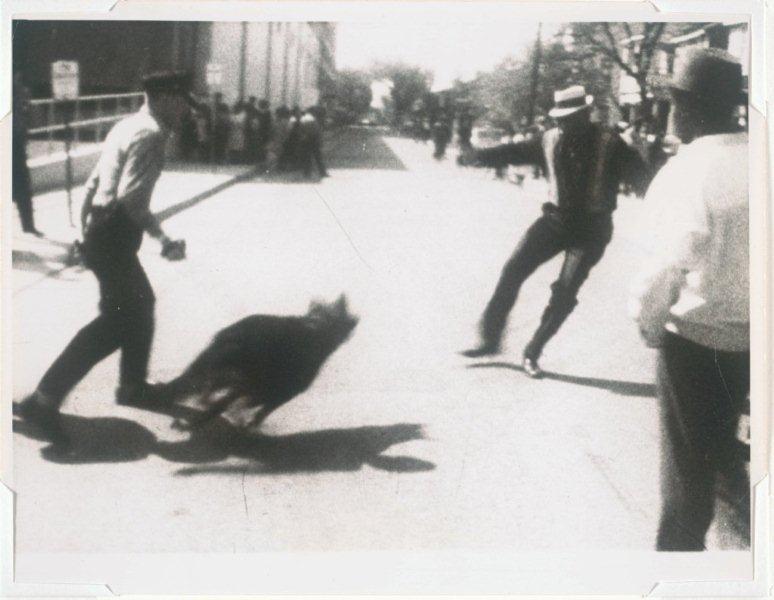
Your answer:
[14,71,193,450]
[630,48,749,550]
[460,84,653,377]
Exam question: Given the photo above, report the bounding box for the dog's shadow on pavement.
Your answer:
[467,361,656,397]
[13,403,434,475]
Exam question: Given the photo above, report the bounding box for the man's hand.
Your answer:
[161,237,186,261]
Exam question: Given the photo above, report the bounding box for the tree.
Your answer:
[571,23,668,122]
[370,62,433,126]
[332,69,373,125]
[468,55,531,130]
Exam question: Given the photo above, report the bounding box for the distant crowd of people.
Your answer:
[181,93,328,178]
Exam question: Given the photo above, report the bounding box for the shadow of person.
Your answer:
[467,361,656,398]
[13,414,157,464]
[13,408,434,474]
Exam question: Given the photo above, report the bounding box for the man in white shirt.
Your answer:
[630,48,749,550]
[15,72,191,449]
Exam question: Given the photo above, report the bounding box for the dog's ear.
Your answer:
[334,293,348,314]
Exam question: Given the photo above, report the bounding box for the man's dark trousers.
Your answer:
[480,206,613,359]
[37,205,155,406]
[656,331,750,550]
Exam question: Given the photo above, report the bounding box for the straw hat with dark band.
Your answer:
[548,85,594,119]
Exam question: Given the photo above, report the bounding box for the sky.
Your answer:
[336,21,558,91]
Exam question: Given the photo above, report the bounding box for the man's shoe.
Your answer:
[460,342,501,358]
[116,382,166,409]
[522,355,544,379]
[14,394,70,447]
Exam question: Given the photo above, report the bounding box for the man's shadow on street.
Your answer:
[13,402,434,476]
[467,361,656,397]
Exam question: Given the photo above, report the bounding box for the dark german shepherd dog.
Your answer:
[159,295,358,430]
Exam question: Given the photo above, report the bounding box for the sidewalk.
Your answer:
[11,162,257,295]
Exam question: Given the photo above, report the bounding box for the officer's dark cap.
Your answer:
[142,71,192,96]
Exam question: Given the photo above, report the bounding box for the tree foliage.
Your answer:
[572,22,667,107]
[370,62,433,125]
[332,69,373,125]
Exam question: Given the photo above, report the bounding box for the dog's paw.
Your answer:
[171,418,192,431]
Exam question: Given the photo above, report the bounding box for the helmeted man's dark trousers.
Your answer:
[656,332,750,551]
[480,207,613,359]
[38,206,155,406]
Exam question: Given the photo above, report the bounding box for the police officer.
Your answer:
[460,85,653,377]
[14,71,191,448]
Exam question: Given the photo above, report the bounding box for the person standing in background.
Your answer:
[631,48,750,551]
[227,101,248,164]
[211,92,230,163]
[255,99,274,163]
[297,106,329,179]
[12,70,42,236]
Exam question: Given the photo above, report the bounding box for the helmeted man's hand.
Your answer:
[161,238,186,261]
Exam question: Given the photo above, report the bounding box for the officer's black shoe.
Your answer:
[522,355,544,379]
[116,381,166,409]
[460,342,501,358]
[14,394,70,448]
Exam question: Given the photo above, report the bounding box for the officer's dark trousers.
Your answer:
[480,209,612,359]
[656,332,750,551]
[38,206,155,407]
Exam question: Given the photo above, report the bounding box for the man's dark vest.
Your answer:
[541,125,620,215]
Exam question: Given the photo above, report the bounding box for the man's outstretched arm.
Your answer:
[458,138,545,171]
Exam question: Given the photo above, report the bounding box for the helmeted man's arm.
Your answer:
[117,130,168,240]
[80,125,127,234]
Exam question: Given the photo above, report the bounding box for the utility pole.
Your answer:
[527,22,543,125]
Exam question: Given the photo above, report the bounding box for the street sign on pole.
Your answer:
[52,61,80,100]
[52,61,79,226]
[206,63,223,89]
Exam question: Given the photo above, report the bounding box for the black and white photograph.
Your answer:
[1,0,768,595]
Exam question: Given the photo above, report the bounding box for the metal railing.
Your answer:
[26,92,145,155]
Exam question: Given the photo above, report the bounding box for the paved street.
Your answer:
[11,127,672,560]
